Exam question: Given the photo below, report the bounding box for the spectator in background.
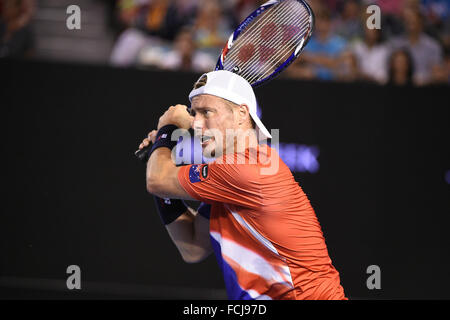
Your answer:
[430,46,450,85]
[335,50,361,82]
[375,0,405,16]
[192,0,231,56]
[110,0,197,67]
[158,27,215,72]
[116,0,196,41]
[146,0,197,40]
[373,0,405,37]
[390,8,443,85]
[422,0,449,24]
[306,0,326,19]
[387,48,415,86]
[0,0,34,58]
[232,0,266,23]
[334,0,363,43]
[352,27,390,84]
[421,0,450,41]
[291,8,347,81]
[321,0,344,13]
[143,0,173,37]
[115,0,143,29]
[110,27,157,67]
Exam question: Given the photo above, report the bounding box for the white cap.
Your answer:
[188,70,272,140]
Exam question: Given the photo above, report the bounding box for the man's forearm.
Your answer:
[165,208,212,263]
[146,147,175,196]
[151,195,211,263]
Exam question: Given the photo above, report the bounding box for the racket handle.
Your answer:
[135,145,152,163]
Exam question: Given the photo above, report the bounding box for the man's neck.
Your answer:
[235,132,259,154]
[220,131,259,157]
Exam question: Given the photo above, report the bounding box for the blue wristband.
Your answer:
[153,196,187,225]
[149,124,179,157]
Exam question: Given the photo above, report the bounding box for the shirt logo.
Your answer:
[189,164,209,183]
[202,165,208,179]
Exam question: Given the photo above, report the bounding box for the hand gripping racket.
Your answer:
[135,0,314,161]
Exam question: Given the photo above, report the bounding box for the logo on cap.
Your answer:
[193,74,208,89]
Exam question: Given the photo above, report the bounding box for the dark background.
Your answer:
[1,59,449,299]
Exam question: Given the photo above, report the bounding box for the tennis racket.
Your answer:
[135,0,314,162]
[215,0,314,86]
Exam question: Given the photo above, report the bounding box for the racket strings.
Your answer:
[242,11,310,83]
[223,0,312,84]
[240,7,310,82]
[247,14,311,83]
[225,2,287,57]
[234,7,303,77]
[225,2,294,71]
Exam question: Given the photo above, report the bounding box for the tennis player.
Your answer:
[138,70,347,300]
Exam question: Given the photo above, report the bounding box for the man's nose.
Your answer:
[192,116,204,131]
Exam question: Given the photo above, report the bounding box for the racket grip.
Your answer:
[135,145,152,163]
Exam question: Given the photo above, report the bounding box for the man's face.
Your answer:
[190,94,238,158]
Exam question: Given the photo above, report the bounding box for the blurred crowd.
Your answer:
[109,0,246,72]
[109,0,450,86]
[1,0,449,86]
[287,0,450,86]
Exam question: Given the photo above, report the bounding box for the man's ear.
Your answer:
[238,104,251,126]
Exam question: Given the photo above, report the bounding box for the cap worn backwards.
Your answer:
[188,70,272,140]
